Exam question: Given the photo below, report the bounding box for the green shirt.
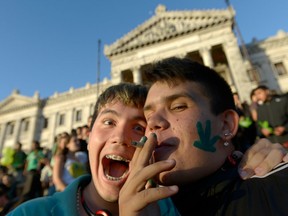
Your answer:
[26,150,44,171]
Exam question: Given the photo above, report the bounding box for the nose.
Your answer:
[110,125,130,146]
[147,111,169,132]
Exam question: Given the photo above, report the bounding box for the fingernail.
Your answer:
[239,168,255,180]
[151,133,157,139]
[165,159,175,164]
[139,136,147,144]
[131,136,147,148]
[255,167,264,175]
[239,170,248,180]
[168,185,178,192]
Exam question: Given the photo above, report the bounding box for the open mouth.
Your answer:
[103,154,130,181]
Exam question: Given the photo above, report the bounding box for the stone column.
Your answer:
[132,66,142,84]
[200,47,214,68]
[0,123,7,152]
[48,113,57,149]
[83,106,90,126]
[222,36,251,101]
[66,109,73,132]
[111,69,122,84]
[28,116,37,149]
[13,119,22,144]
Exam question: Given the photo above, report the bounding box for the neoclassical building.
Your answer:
[0,5,288,152]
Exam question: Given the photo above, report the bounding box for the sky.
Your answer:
[0,0,287,101]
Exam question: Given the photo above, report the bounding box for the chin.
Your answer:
[100,190,120,203]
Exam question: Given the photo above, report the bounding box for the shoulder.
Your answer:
[225,163,288,214]
[249,162,288,180]
[9,175,91,216]
[8,196,56,216]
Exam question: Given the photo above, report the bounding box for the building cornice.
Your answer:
[247,31,288,54]
[104,6,233,57]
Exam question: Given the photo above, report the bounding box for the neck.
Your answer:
[82,182,118,216]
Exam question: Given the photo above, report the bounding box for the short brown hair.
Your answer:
[90,83,148,131]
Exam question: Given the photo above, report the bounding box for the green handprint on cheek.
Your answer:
[193,120,220,152]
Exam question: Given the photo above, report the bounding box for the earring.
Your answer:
[224,141,229,147]
[223,132,232,147]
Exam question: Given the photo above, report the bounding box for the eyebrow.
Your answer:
[99,108,119,117]
[144,93,193,112]
[99,108,146,122]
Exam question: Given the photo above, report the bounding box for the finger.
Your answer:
[240,138,271,168]
[239,139,287,179]
[240,146,270,170]
[253,147,286,176]
[127,159,176,192]
[134,133,157,167]
[130,186,178,211]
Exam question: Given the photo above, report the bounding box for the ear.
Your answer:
[220,109,239,140]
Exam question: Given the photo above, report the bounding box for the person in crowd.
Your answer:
[11,142,27,184]
[76,126,83,140]
[8,82,288,216]
[87,115,93,131]
[119,57,288,215]
[81,125,90,143]
[249,88,258,122]
[40,157,53,196]
[52,133,88,192]
[0,166,8,183]
[253,85,288,148]
[0,183,18,216]
[21,140,44,201]
[1,174,17,200]
[232,92,257,151]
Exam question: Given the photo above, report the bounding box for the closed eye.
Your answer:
[171,104,187,111]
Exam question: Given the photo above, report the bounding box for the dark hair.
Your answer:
[0,183,8,197]
[254,85,269,91]
[90,83,148,131]
[143,57,235,115]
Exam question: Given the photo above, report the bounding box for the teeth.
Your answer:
[104,154,130,181]
[105,154,130,163]
[105,173,125,181]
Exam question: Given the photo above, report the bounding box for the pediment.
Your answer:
[105,7,234,57]
[0,94,39,113]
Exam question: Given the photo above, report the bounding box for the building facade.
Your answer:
[0,5,288,152]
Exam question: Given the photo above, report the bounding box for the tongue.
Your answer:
[109,161,127,178]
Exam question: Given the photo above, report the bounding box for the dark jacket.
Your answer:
[257,94,288,144]
[172,159,288,216]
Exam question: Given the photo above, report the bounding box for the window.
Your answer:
[58,114,65,126]
[21,118,30,132]
[247,66,260,82]
[6,122,15,136]
[90,103,95,115]
[274,62,287,76]
[43,117,49,129]
[75,110,82,122]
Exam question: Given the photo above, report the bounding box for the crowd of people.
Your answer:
[1,57,288,215]
[233,85,288,151]
[0,124,91,215]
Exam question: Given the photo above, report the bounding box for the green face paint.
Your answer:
[193,120,220,152]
